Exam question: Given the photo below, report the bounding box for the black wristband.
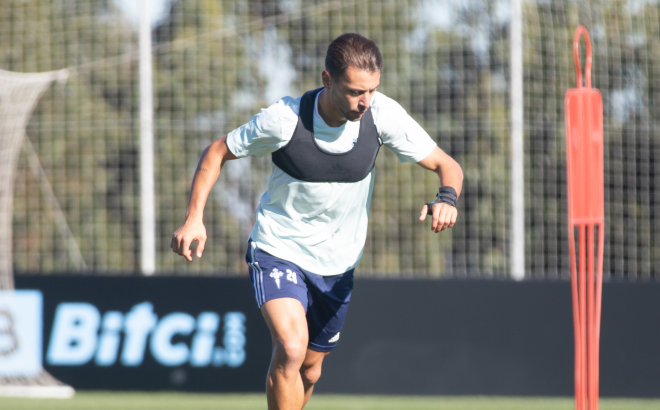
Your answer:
[426,186,457,214]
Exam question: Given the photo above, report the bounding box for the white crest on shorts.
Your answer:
[285,269,297,284]
[328,332,340,343]
[270,268,284,289]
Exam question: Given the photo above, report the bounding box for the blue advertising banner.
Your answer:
[14,276,271,391]
[10,276,660,396]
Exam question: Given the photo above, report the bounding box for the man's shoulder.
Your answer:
[274,95,302,114]
[254,95,301,131]
[371,91,405,115]
[261,95,301,119]
[370,91,408,129]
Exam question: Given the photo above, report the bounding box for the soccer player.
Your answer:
[171,33,463,410]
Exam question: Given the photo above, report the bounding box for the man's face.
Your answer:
[324,66,381,122]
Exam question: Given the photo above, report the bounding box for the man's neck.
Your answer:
[317,89,347,128]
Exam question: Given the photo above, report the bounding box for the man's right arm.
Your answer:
[170,135,237,261]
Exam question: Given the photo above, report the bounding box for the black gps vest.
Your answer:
[271,88,382,183]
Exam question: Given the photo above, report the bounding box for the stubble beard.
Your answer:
[329,88,363,122]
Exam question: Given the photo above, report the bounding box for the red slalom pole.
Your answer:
[565,26,604,410]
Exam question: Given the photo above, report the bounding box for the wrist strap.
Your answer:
[426,186,457,214]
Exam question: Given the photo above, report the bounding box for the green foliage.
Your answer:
[3,0,659,278]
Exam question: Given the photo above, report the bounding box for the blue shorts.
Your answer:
[245,240,354,352]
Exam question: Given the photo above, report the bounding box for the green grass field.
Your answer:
[1,392,659,410]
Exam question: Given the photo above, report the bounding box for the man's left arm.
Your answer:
[417,146,463,233]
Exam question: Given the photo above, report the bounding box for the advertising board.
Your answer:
[0,290,42,378]
[13,276,271,391]
[7,276,660,396]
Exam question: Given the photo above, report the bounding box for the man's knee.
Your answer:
[273,339,308,369]
[301,363,323,387]
[301,350,329,387]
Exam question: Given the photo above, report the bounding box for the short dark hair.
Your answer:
[325,33,383,79]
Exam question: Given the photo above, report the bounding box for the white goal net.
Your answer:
[0,69,74,398]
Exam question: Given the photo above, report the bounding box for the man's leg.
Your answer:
[261,297,309,410]
[300,349,330,408]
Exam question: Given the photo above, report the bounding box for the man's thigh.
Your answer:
[246,240,309,310]
[304,269,354,352]
[247,240,353,351]
[260,298,308,346]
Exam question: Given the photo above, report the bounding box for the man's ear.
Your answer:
[322,70,332,89]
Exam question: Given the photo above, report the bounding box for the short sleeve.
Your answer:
[226,96,300,158]
[371,93,437,163]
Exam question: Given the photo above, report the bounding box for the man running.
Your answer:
[171,33,463,410]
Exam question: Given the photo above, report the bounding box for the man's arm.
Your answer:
[416,146,463,233]
[170,135,237,261]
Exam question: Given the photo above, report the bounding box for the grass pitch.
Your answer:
[1,392,659,410]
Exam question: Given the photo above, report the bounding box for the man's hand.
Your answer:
[170,220,207,262]
[416,146,462,233]
[170,136,236,262]
[419,202,457,233]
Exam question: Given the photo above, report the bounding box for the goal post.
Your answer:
[0,68,75,398]
[0,69,68,289]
